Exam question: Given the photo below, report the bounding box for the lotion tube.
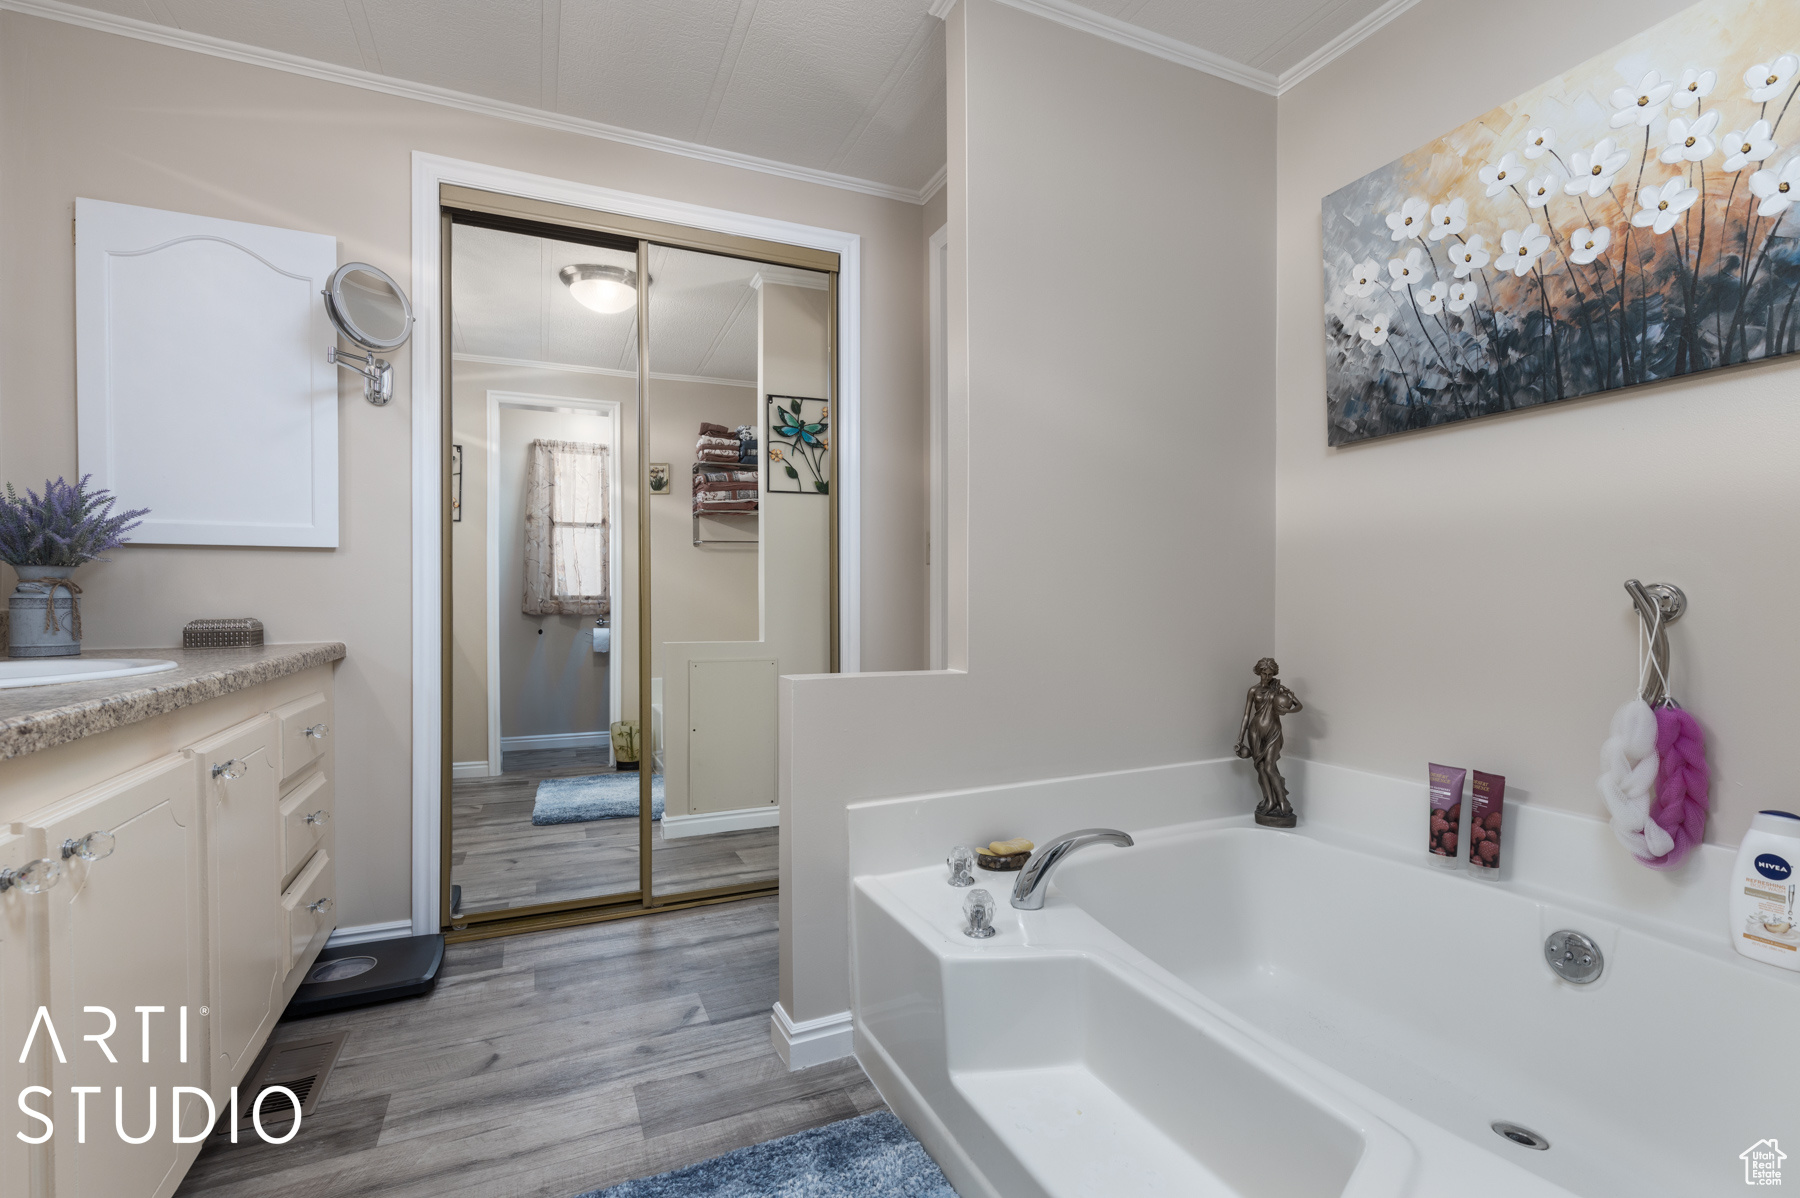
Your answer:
[1467,770,1505,877]
[1428,764,1465,867]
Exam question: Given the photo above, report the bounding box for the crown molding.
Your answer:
[917,163,948,205]
[1274,0,1422,94]
[985,0,1277,95]
[0,0,945,204]
[948,0,1421,100]
[452,352,754,389]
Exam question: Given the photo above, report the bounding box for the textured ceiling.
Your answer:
[451,224,828,384]
[51,0,1397,197]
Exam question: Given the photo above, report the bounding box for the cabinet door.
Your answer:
[33,754,208,1198]
[188,715,282,1097]
[0,830,45,1191]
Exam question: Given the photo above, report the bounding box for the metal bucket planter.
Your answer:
[8,566,81,658]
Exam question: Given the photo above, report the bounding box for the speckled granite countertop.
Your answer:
[0,643,345,761]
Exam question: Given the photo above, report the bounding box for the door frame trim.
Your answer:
[410,151,863,935]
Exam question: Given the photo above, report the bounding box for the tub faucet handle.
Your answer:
[946,846,977,887]
[962,888,997,938]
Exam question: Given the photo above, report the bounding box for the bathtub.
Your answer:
[852,813,1798,1197]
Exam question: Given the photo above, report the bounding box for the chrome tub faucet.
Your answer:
[1010,828,1134,910]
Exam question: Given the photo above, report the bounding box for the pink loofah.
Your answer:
[1638,706,1709,869]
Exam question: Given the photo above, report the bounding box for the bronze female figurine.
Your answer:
[1234,657,1303,828]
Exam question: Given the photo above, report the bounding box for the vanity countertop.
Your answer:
[0,642,346,761]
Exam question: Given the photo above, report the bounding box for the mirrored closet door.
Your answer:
[440,189,837,935]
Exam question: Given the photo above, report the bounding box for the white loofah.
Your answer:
[1597,698,1662,859]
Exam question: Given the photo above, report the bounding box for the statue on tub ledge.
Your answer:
[1234,657,1303,828]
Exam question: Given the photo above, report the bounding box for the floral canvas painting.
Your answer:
[1324,0,1800,445]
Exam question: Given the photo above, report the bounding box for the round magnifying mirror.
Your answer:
[324,262,413,351]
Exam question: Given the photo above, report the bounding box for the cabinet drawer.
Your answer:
[279,772,333,887]
[271,692,332,785]
[281,850,334,975]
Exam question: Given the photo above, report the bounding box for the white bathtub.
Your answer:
[852,812,1798,1197]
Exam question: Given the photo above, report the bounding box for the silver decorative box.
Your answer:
[183,617,264,649]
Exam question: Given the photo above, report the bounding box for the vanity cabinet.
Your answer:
[0,654,339,1198]
[0,831,38,1191]
[32,755,210,1198]
[189,716,286,1098]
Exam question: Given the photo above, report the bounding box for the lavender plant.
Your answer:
[0,476,149,568]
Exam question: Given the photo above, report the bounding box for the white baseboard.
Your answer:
[451,760,492,780]
[501,731,610,751]
[661,805,781,839]
[325,919,417,948]
[770,1002,854,1070]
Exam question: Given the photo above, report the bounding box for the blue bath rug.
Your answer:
[531,772,664,826]
[575,1111,955,1198]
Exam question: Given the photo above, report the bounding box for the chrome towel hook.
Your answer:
[1624,580,1686,707]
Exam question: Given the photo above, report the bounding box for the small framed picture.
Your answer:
[648,463,672,495]
[450,444,463,521]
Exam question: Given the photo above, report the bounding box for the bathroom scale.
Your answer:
[285,934,444,1019]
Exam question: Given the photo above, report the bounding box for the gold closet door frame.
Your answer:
[440,187,840,935]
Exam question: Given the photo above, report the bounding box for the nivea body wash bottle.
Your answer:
[1731,811,1800,971]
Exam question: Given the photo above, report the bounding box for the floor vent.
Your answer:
[225,1030,349,1133]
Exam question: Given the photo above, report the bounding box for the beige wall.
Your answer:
[1272,0,1790,849]
[0,12,928,929]
[779,0,1278,1019]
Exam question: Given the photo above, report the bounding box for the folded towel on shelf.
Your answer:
[696,491,758,508]
[739,437,758,462]
[696,449,742,464]
[699,421,733,438]
[694,498,759,513]
[697,434,739,452]
[692,466,758,483]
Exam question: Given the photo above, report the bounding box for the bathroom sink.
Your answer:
[0,658,179,689]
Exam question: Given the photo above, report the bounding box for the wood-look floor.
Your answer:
[451,748,777,916]
[175,896,881,1198]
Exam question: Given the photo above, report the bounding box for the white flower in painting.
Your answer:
[1386,196,1430,241]
[1745,54,1799,104]
[1524,171,1560,207]
[1387,247,1431,290]
[1749,157,1800,217]
[1564,138,1631,197]
[1428,197,1468,241]
[1631,179,1699,234]
[1358,313,1394,347]
[1567,225,1612,265]
[1660,110,1720,163]
[1479,152,1524,197]
[1344,258,1384,298]
[1446,279,1477,313]
[1610,71,1675,127]
[1418,281,1449,315]
[1523,127,1556,159]
[1499,225,1551,277]
[1721,120,1779,172]
[1671,67,1716,109]
[1449,234,1491,277]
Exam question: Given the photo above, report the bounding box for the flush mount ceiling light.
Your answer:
[559,263,639,315]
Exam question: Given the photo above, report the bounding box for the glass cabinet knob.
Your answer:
[0,858,64,895]
[306,897,333,916]
[212,758,245,781]
[303,810,331,827]
[303,724,329,740]
[61,831,116,863]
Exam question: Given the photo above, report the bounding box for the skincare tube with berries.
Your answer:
[1427,764,1465,868]
[1467,770,1505,878]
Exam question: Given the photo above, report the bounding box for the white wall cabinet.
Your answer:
[2,680,337,1198]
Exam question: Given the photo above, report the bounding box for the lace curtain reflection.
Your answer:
[522,438,609,618]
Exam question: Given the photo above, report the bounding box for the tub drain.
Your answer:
[1492,1121,1550,1151]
